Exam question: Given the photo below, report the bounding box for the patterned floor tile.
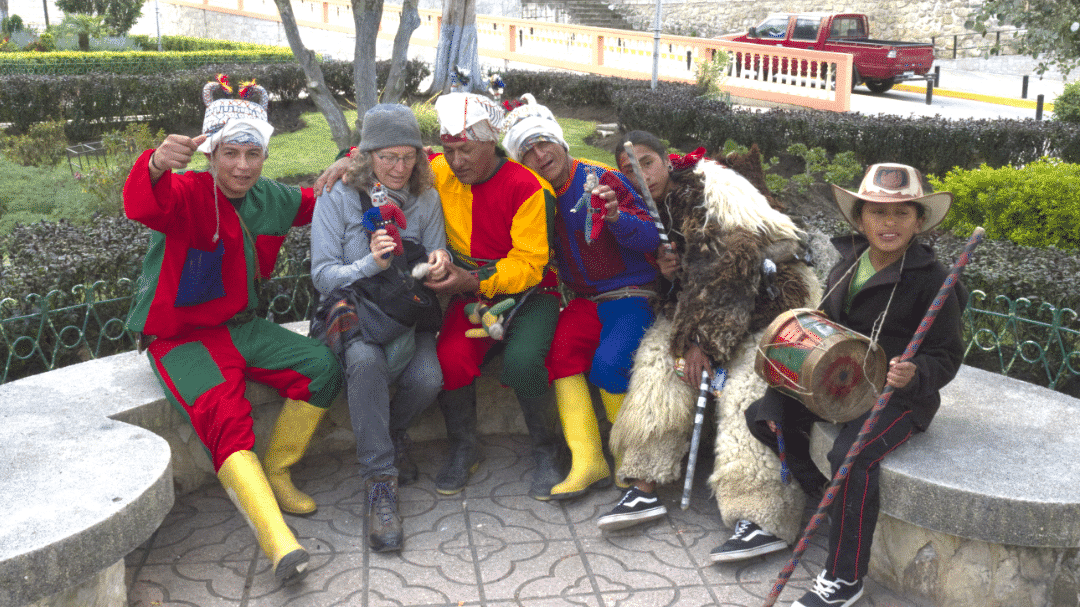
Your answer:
[475,539,591,601]
[126,438,925,607]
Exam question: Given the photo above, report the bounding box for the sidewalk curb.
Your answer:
[893,83,1055,112]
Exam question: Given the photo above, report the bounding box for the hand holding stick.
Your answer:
[621,142,670,248]
[761,227,986,607]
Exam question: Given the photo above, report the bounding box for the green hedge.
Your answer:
[932,159,1080,250]
[0,49,296,75]
[0,59,429,141]
[501,69,1080,174]
[126,35,290,53]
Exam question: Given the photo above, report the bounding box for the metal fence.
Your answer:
[962,291,1079,394]
[2,276,1077,395]
[0,269,316,386]
[930,29,1026,60]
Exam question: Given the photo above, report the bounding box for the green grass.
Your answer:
[0,110,604,235]
[559,117,616,167]
[0,157,96,235]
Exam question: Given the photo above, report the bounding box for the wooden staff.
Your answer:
[762,227,986,607]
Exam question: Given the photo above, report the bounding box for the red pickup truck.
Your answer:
[725,13,935,94]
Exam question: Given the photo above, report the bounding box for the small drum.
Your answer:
[754,308,887,423]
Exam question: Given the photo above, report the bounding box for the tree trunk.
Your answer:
[352,0,383,132]
[272,0,354,150]
[381,0,420,104]
[429,0,482,94]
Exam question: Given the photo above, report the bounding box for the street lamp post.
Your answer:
[650,0,661,89]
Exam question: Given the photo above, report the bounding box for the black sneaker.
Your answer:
[792,570,864,607]
[596,487,667,531]
[709,519,787,562]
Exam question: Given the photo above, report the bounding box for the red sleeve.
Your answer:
[293,187,317,227]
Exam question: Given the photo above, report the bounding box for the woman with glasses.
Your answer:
[311,104,452,552]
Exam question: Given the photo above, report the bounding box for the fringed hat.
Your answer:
[197,74,274,154]
[435,93,505,143]
[500,94,568,162]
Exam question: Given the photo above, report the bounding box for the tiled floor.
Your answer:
[125,435,920,607]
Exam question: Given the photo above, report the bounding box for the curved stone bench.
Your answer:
[0,321,523,607]
[810,365,1080,607]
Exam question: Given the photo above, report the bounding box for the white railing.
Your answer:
[165,0,853,111]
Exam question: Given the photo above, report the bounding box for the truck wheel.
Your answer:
[865,78,895,94]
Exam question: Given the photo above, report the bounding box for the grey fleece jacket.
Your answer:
[311,180,447,298]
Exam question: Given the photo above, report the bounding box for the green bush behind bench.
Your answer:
[0,58,429,141]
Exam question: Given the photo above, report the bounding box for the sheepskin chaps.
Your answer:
[708,263,822,543]
[611,155,824,542]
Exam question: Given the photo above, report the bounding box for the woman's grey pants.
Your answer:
[344,331,442,481]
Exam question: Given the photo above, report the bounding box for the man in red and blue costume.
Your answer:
[502,96,660,499]
[123,78,342,583]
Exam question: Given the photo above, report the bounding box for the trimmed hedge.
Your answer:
[0,59,430,141]
[933,159,1080,250]
[126,35,290,53]
[0,49,296,75]
[501,69,1080,174]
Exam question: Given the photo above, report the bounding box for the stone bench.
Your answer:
[809,364,1080,607]
[0,321,524,607]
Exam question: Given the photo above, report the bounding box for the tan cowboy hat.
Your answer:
[831,163,953,234]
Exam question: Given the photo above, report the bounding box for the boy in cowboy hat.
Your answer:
[123,77,342,583]
[718,164,967,607]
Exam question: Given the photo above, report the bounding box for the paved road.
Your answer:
[846,58,1065,120]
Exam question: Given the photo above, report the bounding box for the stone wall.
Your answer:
[612,0,1005,56]
[872,514,1080,607]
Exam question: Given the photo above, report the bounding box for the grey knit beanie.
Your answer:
[358,104,423,152]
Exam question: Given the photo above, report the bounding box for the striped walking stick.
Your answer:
[682,369,713,510]
[621,142,671,246]
[762,227,985,607]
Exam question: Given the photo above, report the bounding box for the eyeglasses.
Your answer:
[374,152,418,167]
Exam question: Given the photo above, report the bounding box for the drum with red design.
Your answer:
[754,308,887,423]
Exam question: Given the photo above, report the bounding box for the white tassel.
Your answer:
[411,262,433,280]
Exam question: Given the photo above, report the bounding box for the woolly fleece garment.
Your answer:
[612,272,818,544]
[610,156,823,543]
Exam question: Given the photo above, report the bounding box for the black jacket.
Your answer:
[821,234,967,430]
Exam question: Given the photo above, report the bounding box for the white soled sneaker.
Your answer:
[792,570,864,607]
[596,486,667,531]
[709,519,787,562]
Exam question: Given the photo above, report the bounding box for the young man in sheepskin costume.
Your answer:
[601,132,822,565]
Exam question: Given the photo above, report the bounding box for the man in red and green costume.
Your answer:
[123,78,342,583]
[422,92,565,499]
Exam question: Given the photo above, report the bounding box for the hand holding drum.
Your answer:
[754,308,887,423]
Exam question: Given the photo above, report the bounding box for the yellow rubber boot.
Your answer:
[262,398,327,515]
[218,450,309,582]
[550,374,611,500]
[599,389,630,489]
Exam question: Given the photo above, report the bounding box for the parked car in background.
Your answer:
[725,12,936,93]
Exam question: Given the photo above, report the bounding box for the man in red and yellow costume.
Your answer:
[422,93,565,499]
